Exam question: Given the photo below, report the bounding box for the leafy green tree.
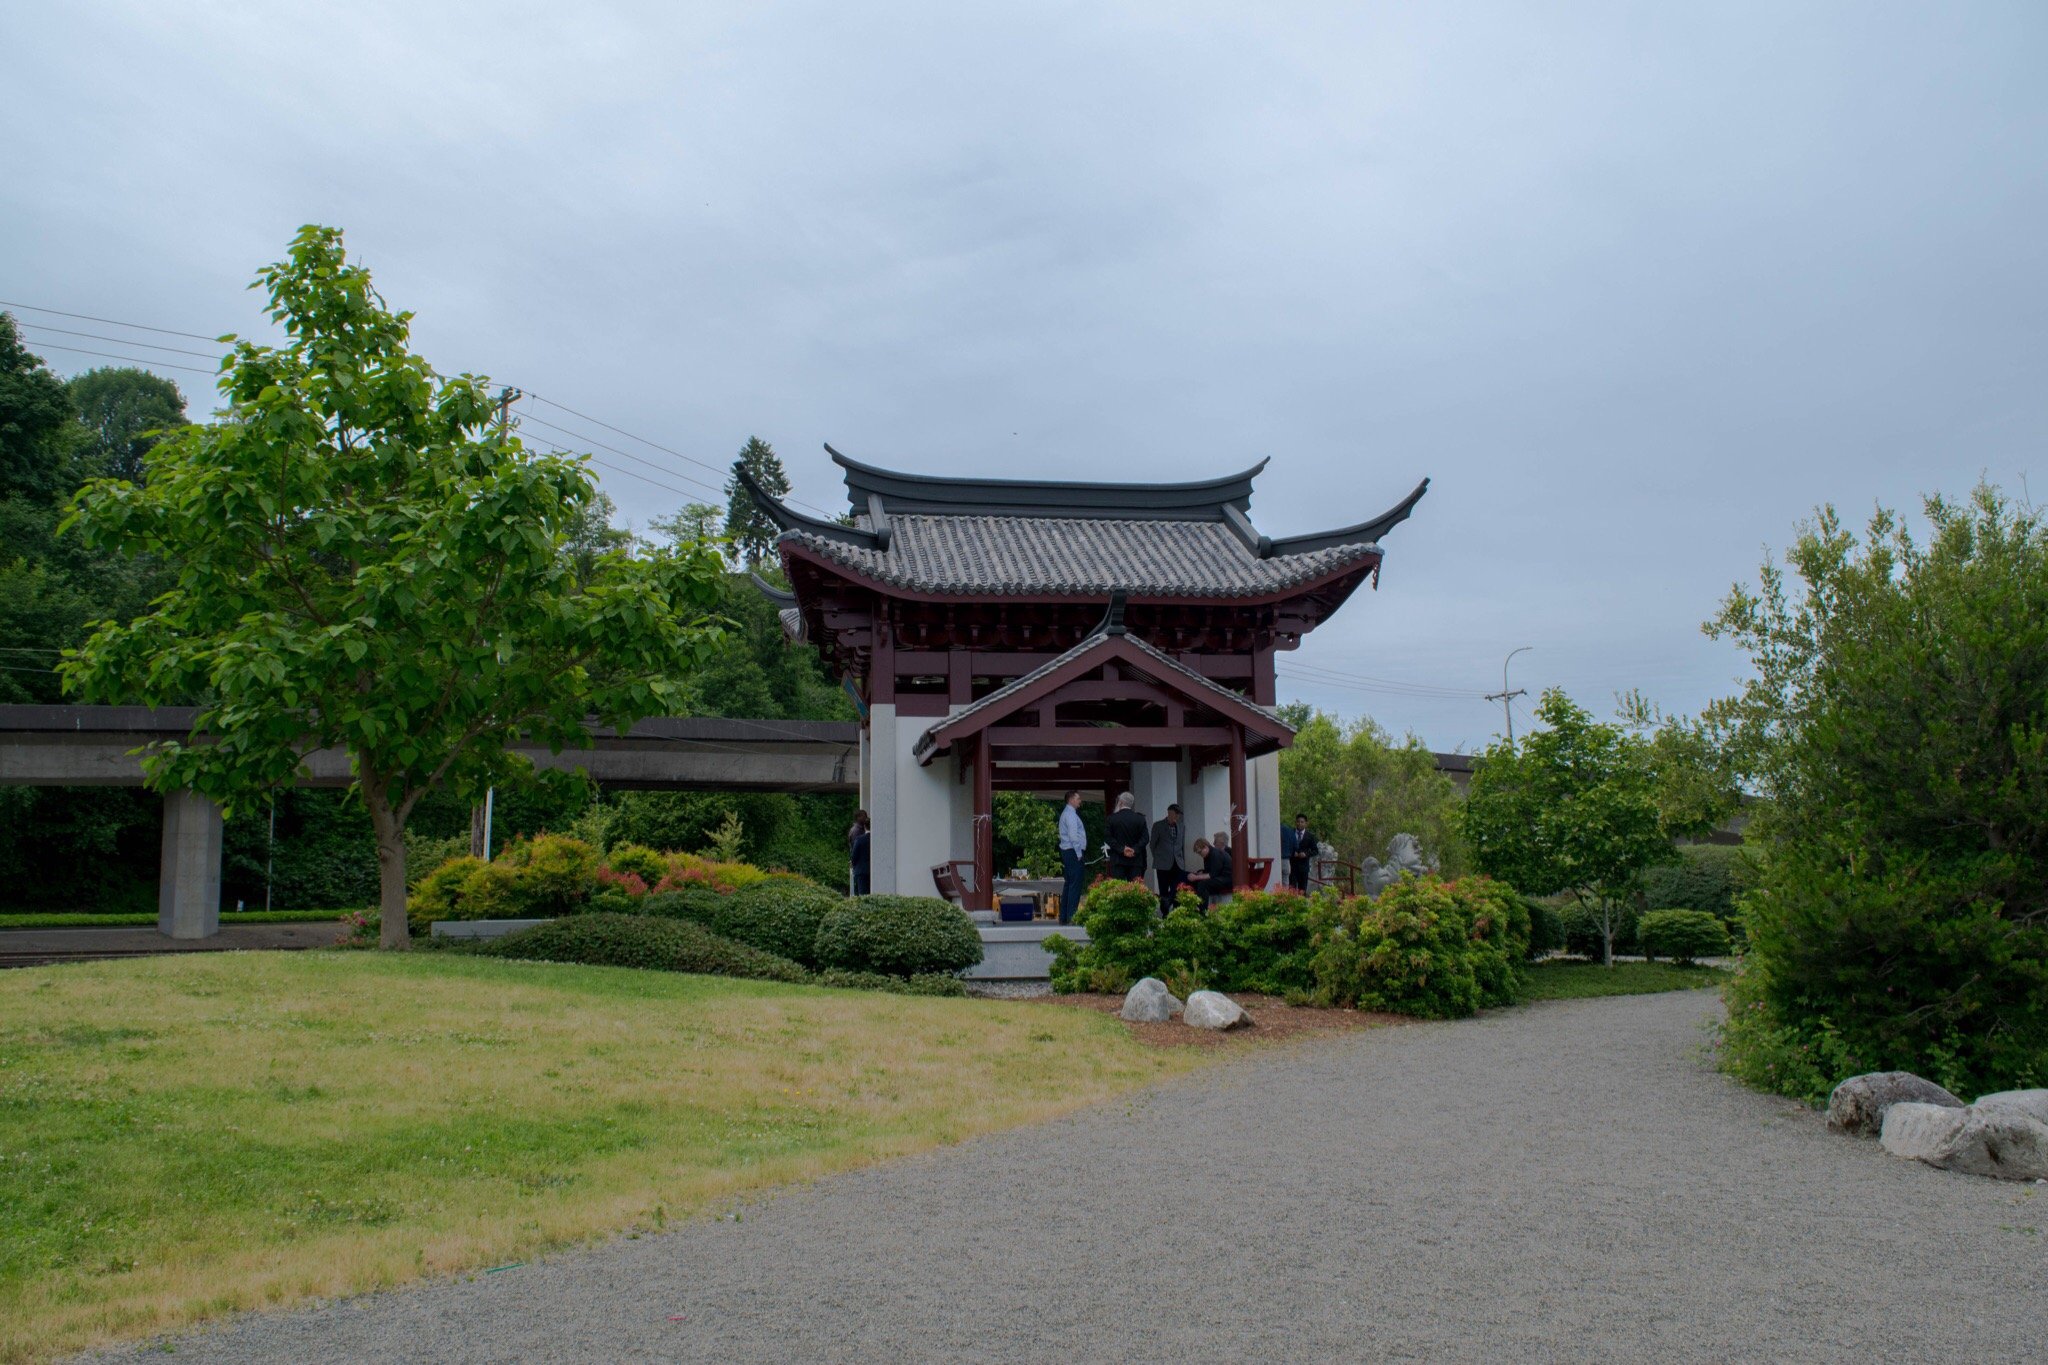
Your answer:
[1706,486,2048,1096]
[0,313,78,503]
[1460,690,1671,965]
[0,347,175,706]
[993,791,1060,876]
[1618,689,1742,840]
[66,367,189,484]
[648,501,724,550]
[60,226,728,947]
[723,436,789,568]
[1278,707,1465,871]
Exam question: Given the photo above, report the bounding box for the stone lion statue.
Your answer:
[1357,833,1439,898]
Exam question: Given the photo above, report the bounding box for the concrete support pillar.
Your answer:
[159,789,222,939]
[1129,759,1178,890]
[1250,750,1281,888]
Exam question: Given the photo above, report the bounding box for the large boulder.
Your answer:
[1183,990,1250,1030]
[1973,1089,2048,1126]
[1119,977,1182,1023]
[1880,1102,2048,1181]
[1828,1071,1964,1137]
[1943,1110,2048,1181]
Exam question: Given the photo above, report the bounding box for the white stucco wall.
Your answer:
[867,701,974,897]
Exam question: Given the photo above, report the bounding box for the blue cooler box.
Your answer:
[999,897,1037,923]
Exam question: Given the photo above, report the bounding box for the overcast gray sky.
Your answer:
[5,2,2043,749]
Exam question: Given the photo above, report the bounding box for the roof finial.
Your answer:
[1093,591,1128,638]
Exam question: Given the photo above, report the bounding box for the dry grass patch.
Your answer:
[0,951,1199,1361]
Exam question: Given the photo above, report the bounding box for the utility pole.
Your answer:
[469,388,522,860]
[1486,646,1532,744]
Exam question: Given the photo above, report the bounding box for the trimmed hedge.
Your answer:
[814,895,983,977]
[476,913,808,983]
[1637,909,1731,964]
[637,886,728,926]
[811,968,970,998]
[709,873,846,967]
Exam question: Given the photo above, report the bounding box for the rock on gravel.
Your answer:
[1881,1101,2048,1181]
[1182,990,1249,1030]
[1972,1088,2048,1126]
[1880,1102,1968,1162]
[1828,1071,1963,1137]
[1119,977,1181,1022]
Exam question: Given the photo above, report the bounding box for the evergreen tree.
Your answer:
[723,436,790,568]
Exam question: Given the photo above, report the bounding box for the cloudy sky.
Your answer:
[5,2,2043,749]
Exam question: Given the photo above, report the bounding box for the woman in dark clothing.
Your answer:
[848,810,871,896]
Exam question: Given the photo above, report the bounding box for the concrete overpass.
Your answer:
[0,705,860,939]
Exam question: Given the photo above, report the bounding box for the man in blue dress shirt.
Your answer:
[1057,789,1088,924]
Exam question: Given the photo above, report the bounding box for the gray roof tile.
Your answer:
[781,515,1379,598]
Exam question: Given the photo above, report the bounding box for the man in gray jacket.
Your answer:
[1149,803,1189,917]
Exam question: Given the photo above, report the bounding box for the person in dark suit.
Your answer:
[1149,803,1189,916]
[1185,834,1234,908]
[849,824,871,896]
[1105,791,1149,882]
[1282,812,1319,893]
[847,809,871,896]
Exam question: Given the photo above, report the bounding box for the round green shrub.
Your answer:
[1637,908,1731,964]
[712,873,846,967]
[477,912,808,983]
[813,895,983,977]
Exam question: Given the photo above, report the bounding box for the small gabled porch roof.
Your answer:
[911,617,1295,766]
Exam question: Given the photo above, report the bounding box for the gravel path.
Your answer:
[103,991,2045,1362]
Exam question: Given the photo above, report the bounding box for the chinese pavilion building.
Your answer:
[743,447,1426,907]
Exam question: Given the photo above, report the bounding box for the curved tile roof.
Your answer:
[780,515,1381,599]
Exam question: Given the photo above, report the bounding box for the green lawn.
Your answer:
[0,910,350,930]
[1523,959,1731,1000]
[0,952,1197,1362]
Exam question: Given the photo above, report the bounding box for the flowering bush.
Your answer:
[603,844,668,885]
[1305,875,1529,1017]
[652,852,767,895]
[1045,881,1317,996]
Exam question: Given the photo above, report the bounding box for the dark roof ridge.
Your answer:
[734,466,876,548]
[1266,477,1431,558]
[825,443,1269,520]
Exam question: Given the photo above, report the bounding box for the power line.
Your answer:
[521,436,702,500]
[0,300,223,341]
[512,408,728,501]
[1280,660,1490,700]
[1282,660,1488,697]
[20,341,219,376]
[8,298,844,519]
[17,323,224,360]
[519,390,840,519]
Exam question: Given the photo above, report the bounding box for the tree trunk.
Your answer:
[1601,906,1615,968]
[365,786,410,950]
[469,802,486,859]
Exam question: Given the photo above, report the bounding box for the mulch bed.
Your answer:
[1031,991,1406,1048]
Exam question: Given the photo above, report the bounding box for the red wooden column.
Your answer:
[971,735,994,911]
[1227,722,1249,889]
